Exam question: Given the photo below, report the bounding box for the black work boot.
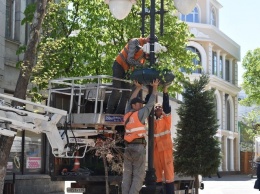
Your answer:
[155,182,163,194]
[165,182,174,194]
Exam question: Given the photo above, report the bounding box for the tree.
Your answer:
[28,0,197,101]
[240,109,260,151]
[174,74,221,194]
[92,134,124,194]
[241,48,260,106]
[0,136,15,193]
[14,0,48,102]
[239,109,260,177]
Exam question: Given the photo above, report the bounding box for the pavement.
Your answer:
[199,174,260,194]
[64,174,260,194]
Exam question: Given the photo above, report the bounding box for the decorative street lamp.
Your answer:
[174,0,197,15]
[105,0,136,20]
[105,0,197,193]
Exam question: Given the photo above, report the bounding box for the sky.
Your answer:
[218,0,260,85]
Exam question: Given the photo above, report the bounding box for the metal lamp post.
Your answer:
[139,0,160,193]
[106,0,197,193]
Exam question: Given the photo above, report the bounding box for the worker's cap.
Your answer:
[130,97,145,105]
[154,103,162,110]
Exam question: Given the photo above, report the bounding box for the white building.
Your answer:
[176,0,241,173]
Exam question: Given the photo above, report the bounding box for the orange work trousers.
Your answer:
[154,147,174,183]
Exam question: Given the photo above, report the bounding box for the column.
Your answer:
[222,92,226,130]
[229,137,234,171]
[234,60,238,86]
[223,136,228,171]
[208,43,213,75]
[229,58,233,84]
[219,136,223,171]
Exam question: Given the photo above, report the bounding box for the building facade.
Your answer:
[178,0,241,173]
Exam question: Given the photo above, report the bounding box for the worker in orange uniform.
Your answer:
[106,36,158,114]
[122,79,159,194]
[154,84,174,194]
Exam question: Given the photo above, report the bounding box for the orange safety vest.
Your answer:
[115,38,147,71]
[154,114,173,152]
[124,111,146,142]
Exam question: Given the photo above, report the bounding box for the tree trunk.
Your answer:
[194,174,200,194]
[0,136,15,194]
[102,154,109,194]
[13,0,48,104]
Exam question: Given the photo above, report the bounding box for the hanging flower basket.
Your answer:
[130,68,175,85]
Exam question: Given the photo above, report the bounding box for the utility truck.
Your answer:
[0,75,196,194]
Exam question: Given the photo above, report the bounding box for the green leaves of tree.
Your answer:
[22,3,36,25]
[239,109,260,151]
[22,0,196,101]
[241,48,260,106]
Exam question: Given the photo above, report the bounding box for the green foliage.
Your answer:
[22,3,37,25]
[241,48,260,106]
[174,74,221,177]
[20,0,196,101]
[239,109,260,151]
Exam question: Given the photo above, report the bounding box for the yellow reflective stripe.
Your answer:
[125,127,146,133]
[154,130,171,137]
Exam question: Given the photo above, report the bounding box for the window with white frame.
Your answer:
[225,59,230,82]
[225,94,231,131]
[212,51,217,75]
[5,0,15,39]
[210,8,216,26]
[181,7,199,23]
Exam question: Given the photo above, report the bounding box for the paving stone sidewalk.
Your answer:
[199,174,259,194]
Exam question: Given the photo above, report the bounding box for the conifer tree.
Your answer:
[174,74,221,194]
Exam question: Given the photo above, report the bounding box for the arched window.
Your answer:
[181,46,201,73]
[226,101,231,131]
[181,7,199,23]
[188,46,201,73]
[226,95,231,131]
[210,8,216,26]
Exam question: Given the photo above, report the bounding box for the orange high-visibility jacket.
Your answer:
[154,114,172,152]
[115,38,147,71]
[124,111,146,142]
